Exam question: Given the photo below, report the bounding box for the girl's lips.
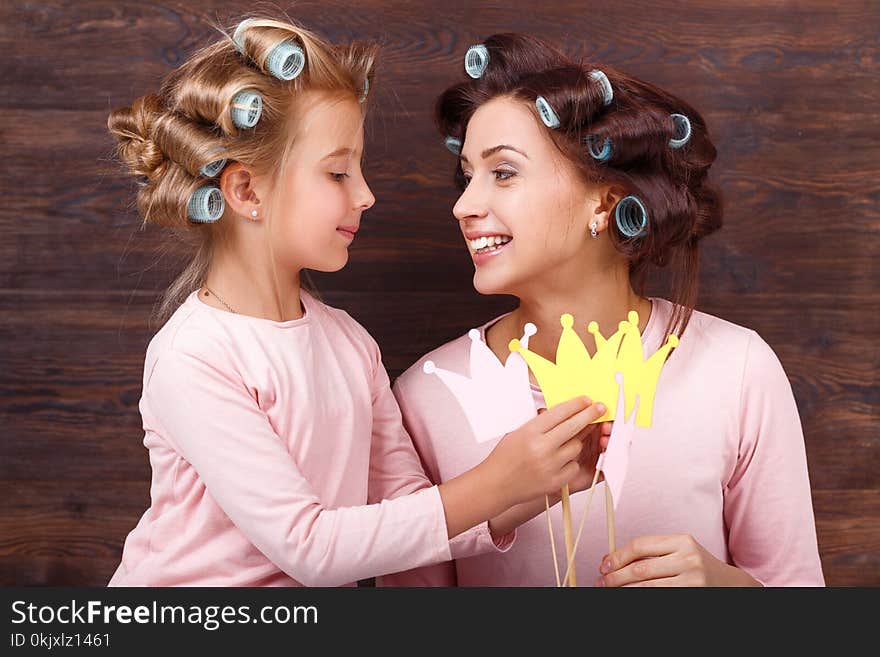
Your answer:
[471,238,512,265]
[336,228,357,240]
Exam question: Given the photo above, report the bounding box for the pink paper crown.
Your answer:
[424,324,538,442]
[599,371,641,510]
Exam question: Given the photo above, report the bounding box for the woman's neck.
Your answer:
[488,264,652,363]
[204,246,304,322]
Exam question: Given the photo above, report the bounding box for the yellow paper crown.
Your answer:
[508,311,678,427]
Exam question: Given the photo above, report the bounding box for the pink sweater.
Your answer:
[109,290,511,587]
[381,298,825,587]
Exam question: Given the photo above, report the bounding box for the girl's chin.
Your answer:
[309,251,350,273]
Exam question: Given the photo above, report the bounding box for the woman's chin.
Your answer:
[473,271,513,296]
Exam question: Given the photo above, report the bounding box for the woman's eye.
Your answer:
[330,172,349,182]
[494,170,515,181]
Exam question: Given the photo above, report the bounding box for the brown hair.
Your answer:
[436,33,723,341]
[107,17,377,325]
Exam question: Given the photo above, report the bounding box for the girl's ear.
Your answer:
[220,163,262,220]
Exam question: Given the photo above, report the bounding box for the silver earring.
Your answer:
[590,221,599,239]
[251,209,258,218]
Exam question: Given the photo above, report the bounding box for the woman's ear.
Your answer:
[591,185,626,233]
[220,163,262,221]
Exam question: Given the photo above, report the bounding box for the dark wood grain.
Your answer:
[1,0,877,586]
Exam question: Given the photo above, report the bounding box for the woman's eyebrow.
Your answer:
[460,144,529,164]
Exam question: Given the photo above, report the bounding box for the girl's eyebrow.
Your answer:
[459,144,529,164]
[322,147,356,160]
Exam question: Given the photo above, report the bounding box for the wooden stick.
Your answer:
[561,484,575,586]
[545,494,561,587]
[605,484,616,554]
[561,465,602,587]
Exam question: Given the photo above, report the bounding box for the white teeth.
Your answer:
[468,234,512,253]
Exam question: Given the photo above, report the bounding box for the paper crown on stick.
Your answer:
[423,324,538,443]
[508,311,677,427]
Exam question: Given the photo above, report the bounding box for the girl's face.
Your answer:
[267,92,375,273]
[454,96,598,296]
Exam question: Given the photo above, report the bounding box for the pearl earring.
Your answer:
[590,221,599,239]
[251,209,258,218]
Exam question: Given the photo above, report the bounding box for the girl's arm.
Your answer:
[147,344,594,587]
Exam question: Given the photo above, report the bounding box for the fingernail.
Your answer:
[597,403,606,414]
[601,558,612,573]
[595,577,605,587]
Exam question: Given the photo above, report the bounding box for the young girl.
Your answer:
[382,33,825,587]
[106,19,608,587]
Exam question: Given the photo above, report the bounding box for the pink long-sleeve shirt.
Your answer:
[109,289,511,587]
[381,297,825,587]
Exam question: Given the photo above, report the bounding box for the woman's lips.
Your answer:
[471,238,512,265]
[336,227,357,240]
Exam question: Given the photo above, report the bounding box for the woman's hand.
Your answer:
[596,534,763,587]
[566,420,613,495]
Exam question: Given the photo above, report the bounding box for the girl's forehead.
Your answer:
[293,94,365,154]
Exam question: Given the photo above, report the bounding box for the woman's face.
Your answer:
[454,95,598,296]
[268,92,375,273]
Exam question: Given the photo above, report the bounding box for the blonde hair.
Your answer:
[107,17,377,324]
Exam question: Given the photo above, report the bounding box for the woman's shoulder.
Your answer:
[655,298,789,391]
[393,315,501,398]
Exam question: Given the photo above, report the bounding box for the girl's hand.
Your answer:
[596,534,763,587]
[489,397,607,507]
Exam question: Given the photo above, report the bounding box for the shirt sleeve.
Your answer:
[375,370,461,587]
[145,343,455,587]
[363,337,515,572]
[723,331,825,586]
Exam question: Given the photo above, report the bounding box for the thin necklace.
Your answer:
[203,286,237,314]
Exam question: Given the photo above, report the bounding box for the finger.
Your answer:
[599,435,610,450]
[598,554,685,587]
[622,576,685,587]
[555,460,581,488]
[545,402,607,446]
[529,396,590,432]
[601,421,614,435]
[600,535,683,573]
[557,436,585,464]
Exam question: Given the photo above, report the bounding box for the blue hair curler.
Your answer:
[464,44,489,79]
[199,158,227,178]
[615,195,648,238]
[589,69,613,106]
[232,18,257,53]
[535,96,560,129]
[267,41,306,81]
[586,134,613,161]
[188,185,225,223]
[231,90,263,129]
[669,113,692,148]
[444,136,462,155]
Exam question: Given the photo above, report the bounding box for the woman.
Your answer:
[381,33,824,587]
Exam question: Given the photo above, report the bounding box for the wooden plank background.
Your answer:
[1,0,877,586]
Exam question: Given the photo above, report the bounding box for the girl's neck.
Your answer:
[204,248,304,322]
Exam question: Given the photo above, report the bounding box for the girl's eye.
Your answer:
[330,172,349,182]
[494,170,515,181]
